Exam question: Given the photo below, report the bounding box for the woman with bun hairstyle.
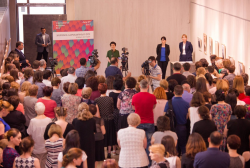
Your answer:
[62,148,83,168]
[13,136,40,168]
[0,100,11,134]
[3,128,22,168]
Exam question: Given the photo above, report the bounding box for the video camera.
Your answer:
[120,47,129,72]
[141,60,151,75]
[49,57,58,67]
[88,49,99,67]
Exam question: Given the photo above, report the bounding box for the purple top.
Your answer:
[91,90,101,101]
[3,147,20,168]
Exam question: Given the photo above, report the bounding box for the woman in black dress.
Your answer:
[95,83,116,159]
[73,102,96,168]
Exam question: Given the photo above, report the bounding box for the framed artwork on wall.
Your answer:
[209,37,213,56]
[228,56,235,65]
[238,61,245,74]
[221,44,226,59]
[203,34,207,55]
[198,37,202,51]
[215,41,219,57]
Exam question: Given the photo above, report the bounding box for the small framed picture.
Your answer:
[203,34,207,55]
[228,56,235,65]
[209,37,213,56]
[238,61,245,74]
[215,41,219,57]
[221,44,226,59]
[198,37,202,51]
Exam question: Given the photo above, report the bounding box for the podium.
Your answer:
[170,61,196,75]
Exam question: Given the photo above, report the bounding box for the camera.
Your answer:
[141,60,151,75]
[49,57,58,67]
[88,49,99,67]
[120,47,129,71]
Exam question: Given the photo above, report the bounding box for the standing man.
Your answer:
[147,56,162,91]
[15,41,30,69]
[106,41,120,67]
[35,27,51,62]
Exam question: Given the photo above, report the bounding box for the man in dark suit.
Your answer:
[15,41,30,69]
[35,27,51,62]
[179,34,193,61]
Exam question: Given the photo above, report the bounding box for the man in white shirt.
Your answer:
[42,70,52,87]
[60,67,77,92]
[35,27,51,62]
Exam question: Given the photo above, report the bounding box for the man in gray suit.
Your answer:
[35,27,51,62]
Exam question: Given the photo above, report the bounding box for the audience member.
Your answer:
[182,83,193,104]
[196,77,208,93]
[153,87,168,125]
[102,159,119,168]
[33,70,46,98]
[0,100,10,133]
[19,81,31,103]
[60,67,77,92]
[10,68,20,84]
[207,65,217,78]
[241,73,249,87]
[81,87,95,105]
[97,75,106,84]
[215,79,229,95]
[196,67,206,79]
[106,76,115,96]
[75,57,100,78]
[20,67,33,86]
[50,77,64,106]
[164,79,176,100]
[149,144,170,168]
[61,148,83,168]
[42,70,52,86]
[200,58,209,68]
[233,75,246,100]
[225,91,237,119]
[167,62,186,85]
[186,75,196,93]
[192,61,202,76]
[147,56,162,91]
[75,77,85,97]
[182,63,194,77]
[228,88,246,105]
[205,73,213,90]
[86,76,101,101]
[224,65,236,89]
[135,75,146,92]
[39,59,46,71]
[32,60,40,71]
[203,91,212,110]
[243,86,250,104]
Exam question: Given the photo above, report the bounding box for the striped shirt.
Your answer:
[45,138,63,168]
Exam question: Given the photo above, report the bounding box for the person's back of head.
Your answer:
[195,61,202,70]
[183,63,191,72]
[174,85,183,96]
[228,65,235,74]
[84,70,95,81]
[51,77,61,87]
[110,57,118,65]
[199,58,208,68]
[33,60,40,70]
[161,135,177,157]
[241,73,249,86]
[245,86,250,96]
[173,62,182,71]
[7,64,15,72]
[80,58,87,66]
[209,131,223,147]
[19,136,34,154]
[207,66,215,74]
[182,83,190,92]
[223,59,231,70]
[187,75,196,89]
[168,79,178,92]
[227,135,241,150]
[234,105,246,119]
[68,67,75,75]
[139,79,148,90]
[102,159,118,168]
[40,59,46,68]
[75,77,85,89]
[29,85,38,97]
[43,70,51,80]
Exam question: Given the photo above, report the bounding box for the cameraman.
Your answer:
[75,58,101,78]
[143,56,162,91]
[105,57,131,81]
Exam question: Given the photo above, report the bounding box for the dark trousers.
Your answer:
[176,124,187,155]
[179,54,192,61]
[158,61,168,79]
[37,48,48,62]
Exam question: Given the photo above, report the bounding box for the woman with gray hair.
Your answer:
[73,102,96,168]
[117,113,149,168]
[27,102,52,168]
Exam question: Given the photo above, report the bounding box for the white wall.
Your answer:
[190,0,250,76]
[66,0,191,77]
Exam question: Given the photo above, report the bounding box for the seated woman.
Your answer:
[13,136,40,168]
[62,148,83,168]
[149,144,170,168]
[151,116,177,145]
[118,113,149,168]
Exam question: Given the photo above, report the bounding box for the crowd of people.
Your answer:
[0,41,250,168]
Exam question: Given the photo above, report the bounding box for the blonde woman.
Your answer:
[233,76,246,100]
[18,81,31,103]
[195,67,206,80]
[149,144,170,168]
[72,102,96,168]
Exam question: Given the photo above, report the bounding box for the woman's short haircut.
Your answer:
[86,76,99,91]
[75,77,85,89]
[106,76,115,90]
[110,41,116,46]
[113,79,123,90]
[68,83,78,95]
[21,81,32,94]
[160,80,168,90]
[174,85,183,95]
[161,36,166,41]
[190,92,205,107]
[33,70,43,83]
[157,116,170,131]
[126,77,136,88]
[182,34,187,38]
[149,144,165,157]
[3,75,14,83]
[8,95,19,110]
[81,87,92,99]
[127,113,141,126]
[227,135,241,150]
[89,104,97,115]
[43,70,51,80]
[137,75,146,83]
[223,59,231,69]
[28,85,38,96]
[234,105,246,119]
[35,102,45,115]
[98,83,107,94]
[48,124,63,138]
[51,77,61,86]
[199,58,209,68]
[216,79,229,93]
[198,105,210,120]
[96,75,106,84]
[63,82,70,93]
[43,86,53,97]
[202,92,212,102]
[153,87,167,100]
[233,76,245,93]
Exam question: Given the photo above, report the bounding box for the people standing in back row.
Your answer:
[156,36,170,79]
[107,41,120,67]
[179,34,193,61]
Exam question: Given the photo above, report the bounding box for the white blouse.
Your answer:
[182,43,186,55]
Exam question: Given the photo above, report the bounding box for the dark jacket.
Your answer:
[15,48,28,69]
[179,41,193,59]
[156,44,170,62]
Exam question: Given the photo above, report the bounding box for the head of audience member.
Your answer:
[207,66,215,74]
[174,85,183,97]
[187,76,196,90]
[8,96,20,111]
[127,113,141,127]
[2,75,14,83]
[157,116,170,132]
[234,105,246,119]
[48,124,63,138]
[227,135,241,153]
[84,70,95,81]
[81,87,92,100]
[233,76,245,94]
[182,83,191,93]
[196,67,206,78]
[51,77,61,88]
[32,60,40,71]
[198,105,210,120]
[159,80,168,92]
[6,128,22,147]
[153,87,167,100]
[80,58,87,66]
[8,50,19,61]
[61,68,69,77]
[86,76,99,91]
[2,82,11,93]
[223,59,231,70]
[210,55,217,65]
[6,64,16,73]
[89,104,97,116]
[199,58,208,68]
[195,61,202,71]
[215,59,223,69]
[68,83,78,95]
[35,102,45,116]
[13,60,21,72]
[241,73,248,86]
[212,78,218,87]
[186,133,207,159]
[43,86,53,98]
[182,34,187,43]
[203,92,212,104]
[2,100,14,116]
[139,79,149,92]
[63,130,80,155]
[148,56,157,68]
[16,41,24,50]
[110,41,116,50]
[113,78,123,91]
[215,89,226,102]
[225,92,237,112]
[62,148,83,167]
[98,83,108,95]
[161,36,166,44]
[125,77,136,89]
[208,131,223,148]
[190,92,205,107]
[102,159,119,168]
[77,102,93,121]
[161,135,178,157]
[68,67,75,75]
[245,86,250,97]
[63,82,70,94]
[216,79,229,93]
[173,62,182,73]
[43,70,51,81]
[205,73,213,86]
[96,75,106,84]
[228,65,235,74]
[149,144,166,163]
[110,57,118,67]
[19,136,34,154]
[55,107,67,119]
[10,68,19,82]
[106,76,115,90]
[196,77,208,93]
[23,67,34,80]
[138,75,146,83]
[33,70,43,83]
[10,82,20,92]
[168,79,178,93]
[75,77,85,90]
[183,63,191,72]
[6,88,18,98]
[39,59,46,70]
